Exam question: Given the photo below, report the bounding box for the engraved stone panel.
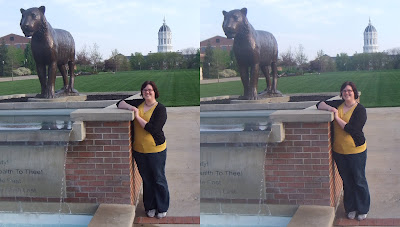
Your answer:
[200,146,266,200]
[0,145,66,197]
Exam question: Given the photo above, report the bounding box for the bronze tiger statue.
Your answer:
[223,8,280,100]
[20,6,78,99]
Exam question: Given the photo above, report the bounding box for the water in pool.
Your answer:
[200,214,291,227]
[0,213,92,227]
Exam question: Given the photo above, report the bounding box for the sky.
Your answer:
[201,0,400,60]
[0,0,200,59]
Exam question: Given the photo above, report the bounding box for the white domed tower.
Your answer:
[157,17,173,53]
[363,18,378,53]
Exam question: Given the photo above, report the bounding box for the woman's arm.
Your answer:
[344,106,367,135]
[317,101,336,112]
[117,100,147,128]
[129,104,167,132]
[117,100,135,111]
[133,109,148,129]
[317,100,347,129]
[144,105,167,135]
[333,111,347,129]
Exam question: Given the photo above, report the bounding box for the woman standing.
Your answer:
[117,81,169,219]
[317,81,369,221]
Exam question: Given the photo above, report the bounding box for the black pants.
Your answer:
[133,149,169,213]
[333,150,370,214]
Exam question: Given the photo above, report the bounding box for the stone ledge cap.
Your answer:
[71,108,134,122]
[270,109,333,123]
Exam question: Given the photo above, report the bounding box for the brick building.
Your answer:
[0,33,30,50]
[200,35,233,61]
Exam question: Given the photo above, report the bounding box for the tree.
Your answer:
[335,53,350,71]
[387,48,400,69]
[181,48,197,55]
[310,50,335,73]
[104,58,115,71]
[295,44,308,66]
[295,44,308,74]
[192,49,200,69]
[106,52,130,72]
[7,45,25,77]
[279,46,296,70]
[229,49,238,72]
[129,52,145,70]
[351,53,370,70]
[202,43,215,78]
[76,44,90,66]
[369,52,388,70]
[213,48,231,73]
[24,42,36,74]
[309,59,320,72]
[320,55,336,72]
[118,54,130,71]
[165,52,182,69]
[317,50,324,58]
[181,47,199,69]
[90,43,102,72]
[110,49,119,72]
[0,40,7,77]
[145,53,161,70]
[315,50,324,72]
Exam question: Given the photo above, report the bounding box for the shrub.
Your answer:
[218,69,237,78]
[12,67,31,76]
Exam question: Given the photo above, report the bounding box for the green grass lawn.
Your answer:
[201,70,400,108]
[0,69,200,107]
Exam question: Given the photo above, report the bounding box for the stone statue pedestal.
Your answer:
[28,94,87,102]
[230,95,289,104]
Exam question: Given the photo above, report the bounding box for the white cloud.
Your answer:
[355,7,384,16]
[275,0,345,25]
[149,6,178,16]
[48,0,142,26]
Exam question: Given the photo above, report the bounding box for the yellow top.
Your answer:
[333,103,366,154]
[133,102,166,153]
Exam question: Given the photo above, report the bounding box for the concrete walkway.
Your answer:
[133,106,200,226]
[0,75,37,82]
[200,77,241,84]
[334,107,400,226]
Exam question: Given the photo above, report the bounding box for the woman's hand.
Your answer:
[329,107,339,119]
[131,106,139,117]
[333,110,339,120]
[132,106,148,128]
[329,107,338,113]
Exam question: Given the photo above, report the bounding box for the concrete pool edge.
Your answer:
[200,204,335,227]
[287,205,335,227]
[88,203,135,227]
[0,202,136,227]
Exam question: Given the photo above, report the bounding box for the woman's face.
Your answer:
[342,85,355,102]
[142,84,155,100]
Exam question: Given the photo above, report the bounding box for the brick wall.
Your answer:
[265,122,342,207]
[0,121,142,205]
[330,144,343,208]
[66,121,142,205]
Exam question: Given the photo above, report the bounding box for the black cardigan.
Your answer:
[316,100,367,147]
[116,99,167,146]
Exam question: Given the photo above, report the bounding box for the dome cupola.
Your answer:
[159,22,171,32]
[157,17,173,53]
[364,19,377,33]
[363,18,378,53]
